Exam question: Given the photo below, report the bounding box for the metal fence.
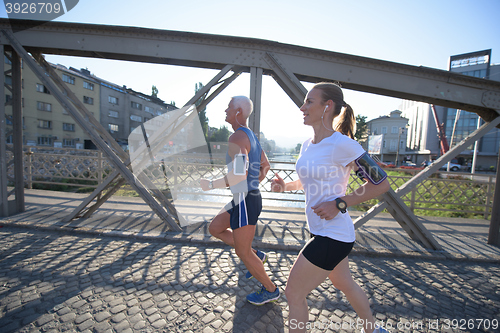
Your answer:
[6,146,496,219]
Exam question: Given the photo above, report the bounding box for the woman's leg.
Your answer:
[285,253,331,333]
[328,257,377,333]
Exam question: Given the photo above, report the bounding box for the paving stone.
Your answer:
[94,311,111,322]
[1,225,500,333]
[75,312,92,325]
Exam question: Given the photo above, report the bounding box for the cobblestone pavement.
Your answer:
[0,226,499,333]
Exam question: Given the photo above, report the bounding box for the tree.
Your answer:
[295,143,302,154]
[170,101,176,107]
[151,85,158,97]
[355,115,368,142]
[195,82,209,139]
[209,126,231,142]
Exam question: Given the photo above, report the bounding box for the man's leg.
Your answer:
[233,224,275,292]
[208,207,235,247]
[209,205,265,259]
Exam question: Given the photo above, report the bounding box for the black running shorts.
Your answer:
[301,234,354,271]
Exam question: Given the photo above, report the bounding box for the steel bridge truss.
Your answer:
[1,19,500,249]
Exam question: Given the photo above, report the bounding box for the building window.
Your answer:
[83,81,94,90]
[391,126,398,134]
[83,96,94,105]
[156,110,162,116]
[38,120,52,129]
[144,117,150,122]
[6,135,13,144]
[36,83,50,94]
[63,123,75,132]
[108,110,119,118]
[109,96,118,105]
[63,139,76,147]
[130,115,142,122]
[109,124,119,133]
[37,101,52,112]
[390,140,397,151]
[145,106,154,114]
[5,75,12,85]
[38,137,53,146]
[62,74,75,85]
[381,126,387,134]
[131,101,142,110]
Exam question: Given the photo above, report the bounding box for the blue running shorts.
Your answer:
[224,190,262,230]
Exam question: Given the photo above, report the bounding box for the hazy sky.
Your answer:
[2,0,499,147]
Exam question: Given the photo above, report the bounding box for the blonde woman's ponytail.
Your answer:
[334,103,356,139]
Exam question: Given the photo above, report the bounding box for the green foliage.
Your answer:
[209,125,231,142]
[295,143,302,154]
[348,170,488,219]
[151,85,158,97]
[355,115,368,142]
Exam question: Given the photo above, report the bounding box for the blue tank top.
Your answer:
[226,127,262,192]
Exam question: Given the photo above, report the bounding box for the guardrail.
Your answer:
[6,146,496,219]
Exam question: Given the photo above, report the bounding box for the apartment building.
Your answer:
[366,110,409,165]
[4,59,99,149]
[3,55,176,150]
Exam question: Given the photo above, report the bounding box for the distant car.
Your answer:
[439,162,462,172]
[400,161,423,170]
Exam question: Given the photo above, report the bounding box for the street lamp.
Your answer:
[394,125,408,166]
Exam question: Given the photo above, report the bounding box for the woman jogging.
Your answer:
[271,82,390,333]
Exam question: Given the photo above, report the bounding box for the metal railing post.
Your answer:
[26,147,32,189]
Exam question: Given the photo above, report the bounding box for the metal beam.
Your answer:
[264,52,307,107]
[11,49,23,213]
[0,44,7,216]
[488,144,500,246]
[383,189,442,250]
[1,19,498,122]
[61,170,123,222]
[249,67,263,138]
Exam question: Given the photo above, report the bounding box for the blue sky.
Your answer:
[2,0,499,147]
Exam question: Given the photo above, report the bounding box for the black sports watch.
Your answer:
[335,197,347,214]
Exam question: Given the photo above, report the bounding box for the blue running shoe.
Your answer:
[245,250,268,279]
[246,286,280,305]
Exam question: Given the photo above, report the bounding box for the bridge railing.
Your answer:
[6,146,496,219]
